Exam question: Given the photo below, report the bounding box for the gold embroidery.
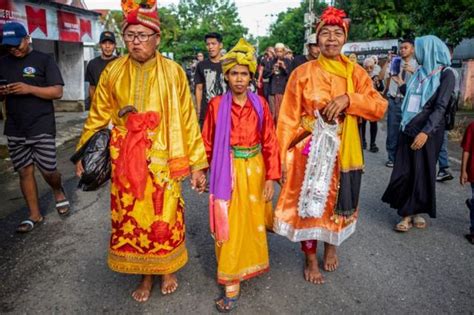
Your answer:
[110,145,119,160]
[129,176,157,230]
[121,220,135,235]
[218,263,269,283]
[138,233,151,249]
[108,242,188,275]
[121,192,134,208]
[112,236,144,253]
[301,115,316,132]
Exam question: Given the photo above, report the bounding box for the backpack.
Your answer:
[443,67,459,131]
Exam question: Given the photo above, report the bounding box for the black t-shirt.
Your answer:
[291,55,309,73]
[0,50,64,137]
[194,59,226,122]
[85,55,117,86]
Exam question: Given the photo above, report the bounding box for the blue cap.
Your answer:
[2,22,28,46]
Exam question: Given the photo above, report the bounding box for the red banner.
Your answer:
[79,18,91,40]
[25,5,47,36]
[0,0,16,25]
[57,10,79,42]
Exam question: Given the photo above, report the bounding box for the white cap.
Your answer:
[363,57,375,67]
[306,33,317,45]
[275,43,285,49]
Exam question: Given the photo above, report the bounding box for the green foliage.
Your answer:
[336,0,474,45]
[409,0,474,45]
[259,0,473,54]
[159,7,180,52]
[258,5,305,55]
[159,0,248,62]
[258,0,327,55]
[111,0,474,61]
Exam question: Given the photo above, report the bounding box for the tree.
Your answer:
[409,0,474,45]
[336,0,412,40]
[158,7,181,56]
[258,0,327,55]
[336,0,474,45]
[166,0,248,61]
[261,0,474,49]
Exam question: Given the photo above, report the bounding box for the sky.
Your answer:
[83,0,303,37]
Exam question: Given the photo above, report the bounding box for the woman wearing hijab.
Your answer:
[382,35,455,231]
[274,7,387,284]
[202,38,280,312]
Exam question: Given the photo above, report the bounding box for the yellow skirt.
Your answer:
[215,153,271,285]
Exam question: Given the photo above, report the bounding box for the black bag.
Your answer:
[70,128,111,191]
[443,67,459,131]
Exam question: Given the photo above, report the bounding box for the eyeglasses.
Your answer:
[123,32,157,42]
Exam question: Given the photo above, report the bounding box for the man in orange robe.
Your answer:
[274,7,387,284]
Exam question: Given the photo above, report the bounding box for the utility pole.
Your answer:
[256,20,260,55]
[303,0,315,54]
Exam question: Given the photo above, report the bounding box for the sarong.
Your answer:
[216,149,271,284]
[108,127,188,275]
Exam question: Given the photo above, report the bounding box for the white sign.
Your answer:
[342,39,399,54]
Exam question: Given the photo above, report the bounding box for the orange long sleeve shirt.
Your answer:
[202,95,281,180]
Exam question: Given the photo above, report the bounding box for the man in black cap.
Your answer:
[85,31,117,102]
[0,22,69,232]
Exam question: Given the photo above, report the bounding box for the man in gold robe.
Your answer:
[75,0,207,302]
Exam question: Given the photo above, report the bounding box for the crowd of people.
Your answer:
[0,0,472,312]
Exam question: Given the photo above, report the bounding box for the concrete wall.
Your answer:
[32,39,85,111]
[56,41,85,111]
[32,39,55,58]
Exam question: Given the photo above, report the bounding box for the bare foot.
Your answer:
[132,275,153,303]
[323,243,339,272]
[304,253,324,284]
[161,273,178,295]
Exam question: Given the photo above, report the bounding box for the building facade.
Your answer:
[0,0,101,111]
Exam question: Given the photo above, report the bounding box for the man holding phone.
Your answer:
[384,38,418,168]
[0,22,69,233]
[263,42,291,124]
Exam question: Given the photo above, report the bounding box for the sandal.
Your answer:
[413,215,426,229]
[16,216,44,233]
[55,187,70,216]
[215,295,239,313]
[394,217,412,232]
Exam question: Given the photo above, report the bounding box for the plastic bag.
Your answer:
[298,110,340,218]
[70,128,111,191]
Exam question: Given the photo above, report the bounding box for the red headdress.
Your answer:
[315,7,350,40]
[121,0,160,34]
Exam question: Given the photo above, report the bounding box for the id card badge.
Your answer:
[407,94,421,113]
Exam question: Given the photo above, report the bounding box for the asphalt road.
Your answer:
[0,126,472,314]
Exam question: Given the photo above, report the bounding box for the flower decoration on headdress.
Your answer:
[315,6,350,40]
[121,0,160,34]
[221,38,257,75]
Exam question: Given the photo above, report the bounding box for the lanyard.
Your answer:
[414,66,443,94]
[417,66,443,86]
